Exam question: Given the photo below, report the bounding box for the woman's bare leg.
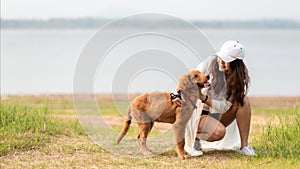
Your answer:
[197,115,226,141]
[220,96,251,148]
[197,96,252,148]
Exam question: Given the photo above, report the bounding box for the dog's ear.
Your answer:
[178,71,196,91]
[191,73,199,82]
[178,73,190,91]
[190,70,201,83]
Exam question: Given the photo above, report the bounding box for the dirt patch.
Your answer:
[249,96,300,109]
[53,113,273,130]
[52,114,172,133]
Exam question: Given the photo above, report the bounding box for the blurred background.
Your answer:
[1,0,300,96]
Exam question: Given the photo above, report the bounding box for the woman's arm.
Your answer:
[195,55,232,113]
[200,94,232,114]
[200,94,211,106]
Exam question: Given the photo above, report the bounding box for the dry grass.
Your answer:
[1,134,298,169]
[249,96,300,109]
[1,95,299,169]
[3,94,299,107]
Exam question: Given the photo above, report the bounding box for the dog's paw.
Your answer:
[142,150,153,156]
[184,154,190,159]
[179,154,188,160]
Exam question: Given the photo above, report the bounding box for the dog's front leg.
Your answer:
[173,110,188,160]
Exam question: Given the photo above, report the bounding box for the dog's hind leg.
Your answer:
[117,106,133,144]
[137,122,154,155]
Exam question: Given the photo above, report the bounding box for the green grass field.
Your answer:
[0,95,299,168]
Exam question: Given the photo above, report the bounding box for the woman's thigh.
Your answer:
[220,104,238,127]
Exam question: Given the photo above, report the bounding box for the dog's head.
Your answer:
[178,70,210,91]
[190,70,210,88]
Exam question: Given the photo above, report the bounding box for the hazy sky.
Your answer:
[2,0,300,20]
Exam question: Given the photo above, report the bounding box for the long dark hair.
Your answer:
[210,56,250,106]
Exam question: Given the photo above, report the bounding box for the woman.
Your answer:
[176,40,255,156]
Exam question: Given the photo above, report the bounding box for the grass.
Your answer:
[252,107,299,116]
[255,110,300,159]
[97,102,129,116]
[0,100,84,156]
[1,96,300,168]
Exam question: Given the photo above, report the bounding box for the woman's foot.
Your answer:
[185,147,203,157]
[193,138,201,151]
[239,145,256,156]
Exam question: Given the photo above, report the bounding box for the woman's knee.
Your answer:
[242,96,251,107]
[212,125,226,141]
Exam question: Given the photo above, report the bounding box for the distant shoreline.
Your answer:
[1,18,300,29]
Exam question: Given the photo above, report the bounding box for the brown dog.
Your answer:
[117,70,209,160]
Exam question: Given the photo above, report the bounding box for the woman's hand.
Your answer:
[171,87,183,106]
[172,97,183,106]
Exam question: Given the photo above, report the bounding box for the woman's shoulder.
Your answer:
[201,55,217,65]
[195,55,216,72]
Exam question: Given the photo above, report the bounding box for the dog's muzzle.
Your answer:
[197,83,205,88]
[197,82,210,88]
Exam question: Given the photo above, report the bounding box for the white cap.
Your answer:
[216,40,245,62]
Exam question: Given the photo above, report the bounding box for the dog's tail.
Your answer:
[117,105,132,144]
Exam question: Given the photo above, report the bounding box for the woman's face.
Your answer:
[217,57,231,73]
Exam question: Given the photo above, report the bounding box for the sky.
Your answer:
[1,0,300,21]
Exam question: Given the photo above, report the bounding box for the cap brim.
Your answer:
[216,52,236,62]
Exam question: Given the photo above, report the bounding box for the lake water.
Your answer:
[1,28,300,96]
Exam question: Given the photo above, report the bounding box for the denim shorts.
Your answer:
[201,110,220,120]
